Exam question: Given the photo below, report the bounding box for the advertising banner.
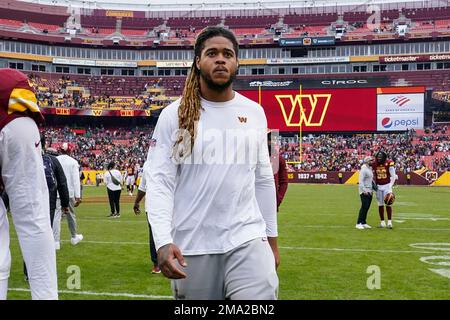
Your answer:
[377,93,424,114]
[376,87,424,131]
[377,113,424,131]
[40,107,151,117]
[235,77,389,90]
[379,53,450,63]
[239,88,377,132]
[156,61,192,68]
[279,37,335,47]
[267,57,350,64]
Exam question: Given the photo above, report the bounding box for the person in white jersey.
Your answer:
[0,68,57,299]
[145,27,279,300]
[54,143,83,248]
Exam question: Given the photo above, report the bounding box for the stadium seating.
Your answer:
[40,125,449,172]
[280,128,449,173]
[225,15,278,28]
[167,17,221,29]
[28,22,61,32]
[2,2,450,44]
[283,13,338,27]
[0,2,68,26]
[0,18,23,27]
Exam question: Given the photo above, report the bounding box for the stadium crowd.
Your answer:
[29,73,173,110]
[40,125,449,173]
[280,128,449,172]
[41,125,154,171]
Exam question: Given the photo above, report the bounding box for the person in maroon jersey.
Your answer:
[125,163,136,196]
[372,150,397,229]
[268,130,288,212]
[0,69,58,299]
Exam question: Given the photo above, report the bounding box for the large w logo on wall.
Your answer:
[275,94,331,127]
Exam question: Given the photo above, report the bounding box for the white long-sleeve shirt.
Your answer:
[358,164,373,194]
[57,154,80,199]
[138,161,148,192]
[104,169,123,191]
[145,92,278,255]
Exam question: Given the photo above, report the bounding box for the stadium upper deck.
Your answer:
[1,0,450,47]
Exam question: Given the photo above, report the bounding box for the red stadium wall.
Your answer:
[287,171,445,185]
[287,171,355,184]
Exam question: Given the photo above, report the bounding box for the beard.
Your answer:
[199,68,237,91]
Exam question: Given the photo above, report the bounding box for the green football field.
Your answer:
[6,184,450,300]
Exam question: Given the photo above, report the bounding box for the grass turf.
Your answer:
[6,184,450,300]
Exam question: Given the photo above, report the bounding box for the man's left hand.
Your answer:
[268,237,280,269]
[133,203,141,215]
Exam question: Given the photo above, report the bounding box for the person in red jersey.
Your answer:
[0,69,58,299]
[125,164,136,196]
[372,150,397,229]
[268,130,288,212]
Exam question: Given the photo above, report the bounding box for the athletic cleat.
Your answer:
[71,234,83,245]
[114,213,121,218]
[107,213,116,218]
[387,223,393,229]
[363,224,372,229]
[378,221,386,228]
[151,265,161,274]
[355,223,365,230]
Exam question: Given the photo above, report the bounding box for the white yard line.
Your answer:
[8,288,173,299]
[57,240,435,254]
[279,246,435,254]
[287,225,450,231]
[61,239,148,245]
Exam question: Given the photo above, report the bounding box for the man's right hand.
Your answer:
[157,243,187,279]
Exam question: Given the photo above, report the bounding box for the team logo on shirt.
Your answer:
[238,116,247,123]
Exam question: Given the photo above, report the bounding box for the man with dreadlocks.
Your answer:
[144,27,279,300]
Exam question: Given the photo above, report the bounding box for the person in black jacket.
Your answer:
[41,136,70,225]
[24,136,70,280]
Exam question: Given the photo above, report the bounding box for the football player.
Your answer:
[372,151,397,229]
[125,163,136,196]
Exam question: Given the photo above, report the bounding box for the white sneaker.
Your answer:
[55,242,60,250]
[71,234,83,245]
[387,222,393,229]
[363,224,372,229]
[379,221,386,228]
[355,223,365,230]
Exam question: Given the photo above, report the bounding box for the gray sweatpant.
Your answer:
[171,237,279,300]
[53,198,78,242]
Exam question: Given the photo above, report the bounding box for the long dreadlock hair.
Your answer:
[172,27,239,161]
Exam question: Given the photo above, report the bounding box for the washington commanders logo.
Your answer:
[238,116,247,123]
[92,109,103,116]
[275,94,332,127]
[144,110,151,116]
